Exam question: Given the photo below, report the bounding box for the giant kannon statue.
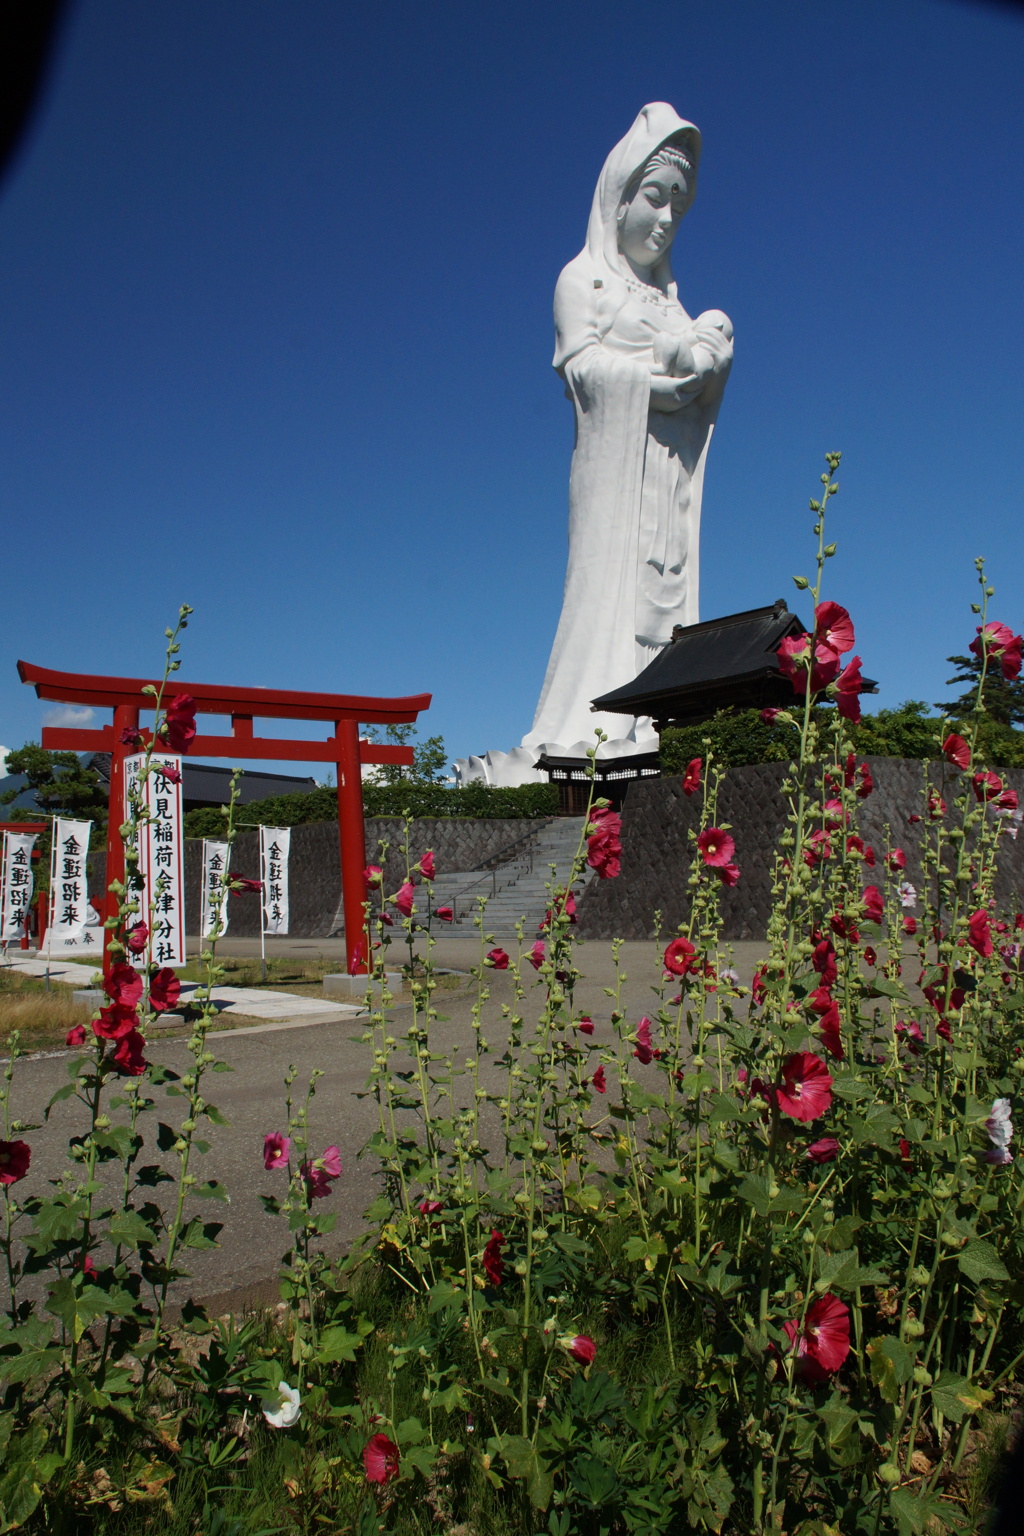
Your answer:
[458,103,732,786]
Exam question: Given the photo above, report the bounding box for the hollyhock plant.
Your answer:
[856,762,874,799]
[149,968,181,1013]
[485,948,510,970]
[970,620,1023,680]
[482,1229,505,1286]
[587,813,622,879]
[65,1024,87,1047]
[229,876,263,895]
[125,921,149,953]
[528,940,546,971]
[985,1099,1013,1165]
[0,1139,31,1184]
[783,1293,851,1382]
[567,1335,596,1364]
[435,906,453,922]
[896,1020,925,1055]
[159,761,182,785]
[815,600,855,654]
[263,1132,291,1170]
[364,1433,400,1484]
[682,757,702,796]
[777,633,841,694]
[899,882,917,909]
[262,1381,301,1429]
[113,1030,148,1076]
[590,1065,607,1094]
[814,1000,844,1061]
[633,1017,654,1065]
[717,861,741,887]
[697,828,735,868]
[806,1137,840,1164]
[968,909,994,958]
[393,881,415,917]
[973,771,1004,802]
[812,939,837,988]
[928,791,946,820]
[834,655,864,723]
[943,733,971,771]
[577,1015,594,1034]
[364,864,383,886]
[760,707,781,723]
[419,1199,443,1218]
[118,725,142,747]
[417,850,436,880]
[664,935,697,977]
[887,848,906,871]
[776,1053,833,1123]
[105,964,142,1009]
[93,1005,140,1041]
[862,886,884,923]
[159,693,197,753]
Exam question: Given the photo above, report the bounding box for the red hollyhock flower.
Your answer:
[113,1029,148,1076]
[528,941,545,971]
[761,707,781,723]
[263,1132,290,1170]
[862,886,883,923]
[973,771,1003,802]
[633,1017,654,1065]
[776,1052,833,1122]
[968,909,994,958]
[149,968,181,1013]
[777,634,841,695]
[718,862,741,887]
[845,834,864,858]
[159,761,182,785]
[856,762,874,799]
[569,1335,596,1363]
[752,967,767,1006]
[230,876,263,895]
[363,1433,400,1485]
[587,822,621,879]
[807,1137,840,1164]
[996,788,1019,812]
[393,881,415,916]
[65,1024,87,1047]
[815,1000,844,1061]
[482,1229,505,1286]
[807,984,833,1013]
[363,864,383,886]
[899,1138,913,1163]
[682,757,702,796]
[663,936,697,977]
[970,620,1024,681]
[942,733,970,771]
[418,850,436,880]
[590,1064,607,1093]
[937,1018,952,1043]
[928,791,946,819]
[577,1015,594,1035]
[812,940,837,988]
[815,601,855,655]
[159,693,197,754]
[105,964,142,1008]
[783,1293,851,1381]
[125,922,149,954]
[697,828,735,867]
[864,945,877,967]
[0,1139,31,1184]
[887,848,906,871]
[118,725,142,747]
[485,947,510,970]
[835,655,864,724]
[896,1020,924,1055]
[93,1004,139,1041]
[435,906,453,922]
[419,1199,443,1217]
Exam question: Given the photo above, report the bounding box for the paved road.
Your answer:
[4,939,766,1316]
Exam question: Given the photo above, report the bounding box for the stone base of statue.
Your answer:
[453,726,659,790]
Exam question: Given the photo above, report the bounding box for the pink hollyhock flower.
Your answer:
[633,1017,654,1065]
[419,1199,443,1217]
[363,1433,400,1485]
[968,909,993,958]
[807,1137,840,1164]
[835,656,864,724]
[149,968,181,1013]
[812,940,837,988]
[113,1029,148,1076]
[823,799,845,827]
[777,633,841,695]
[485,948,510,970]
[985,1098,1013,1165]
[896,1020,924,1056]
[937,1018,952,1043]
[887,848,906,871]
[590,1064,607,1093]
[718,862,741,887]
[697,828,735,868]
[682,757,702,796]
[263,1133,291,1170]
[761,707,781,723]
[105,964,142,1009]
[664,936,697,977]
[93,1004,139,1041]
[364,864,383,886]
[973,771,1003,802]
[482,1229,505,1286]
[942,733,970,771]
[783,1293,851,1381]
[0,1139,31,1184]
[435,906,453,922]
[393,881,415,916]
[301,1149,341,1198]
[125,922,149,954]
[229,876,263,895]
[418,850,436,880]
[862,886,883,923]
[577,1015,594,1035]
[970,621,1023,681]
[856,763,874,799]
[65,1024,87,1047]
[569,1335,596,1364]
[776,1052,833,1122]
[159,693,197,754]
[528,940,546,971]
[378,912,393,927]
[320,1145,342,1178]
[815,601,855,655]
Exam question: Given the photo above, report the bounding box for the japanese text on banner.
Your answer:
[260,825,290,936]
[47,818,98,954]
[201,839,231,939]
[124,753,186,968]
[1,832,38,942]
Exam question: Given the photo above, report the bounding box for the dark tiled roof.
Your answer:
[86,755,318,807]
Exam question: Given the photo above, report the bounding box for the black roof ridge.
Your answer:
[668,598,798,639]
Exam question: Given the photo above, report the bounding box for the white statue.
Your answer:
[456,104,732,788]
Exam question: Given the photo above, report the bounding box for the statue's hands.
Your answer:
[649,372,700,412]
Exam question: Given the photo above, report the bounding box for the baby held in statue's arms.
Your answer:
[652,308,733,393]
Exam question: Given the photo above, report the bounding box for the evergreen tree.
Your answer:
[937,653,1024,727]
[0,744,108,828]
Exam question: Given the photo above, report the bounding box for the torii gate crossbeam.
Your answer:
[17,660,432,976]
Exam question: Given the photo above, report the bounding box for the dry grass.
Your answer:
[0,968,93,1048]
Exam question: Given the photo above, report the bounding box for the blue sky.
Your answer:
[1,0,1022,777]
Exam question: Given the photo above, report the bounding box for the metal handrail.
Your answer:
[449,846,536,922]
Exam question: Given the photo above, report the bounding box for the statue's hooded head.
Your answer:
[586,103,701,295]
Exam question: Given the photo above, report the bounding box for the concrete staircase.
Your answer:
[419,817,592,939]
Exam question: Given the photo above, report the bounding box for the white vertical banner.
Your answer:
[260,825,291,936]
[0,832,38,942]
[201,839,231,938]
[124,752,187,967]
[47,818,98,954]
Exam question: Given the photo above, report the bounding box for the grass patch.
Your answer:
[0,966,93,1048]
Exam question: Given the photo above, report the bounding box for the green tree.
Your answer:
[852,700,942,759]
[0,744,108,829]
[938,651,1024,727]
[362,723,449,785]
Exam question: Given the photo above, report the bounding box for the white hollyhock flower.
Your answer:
[985,1098,1013,1166]
[261,1380,301,1428]
[898,882,917,910]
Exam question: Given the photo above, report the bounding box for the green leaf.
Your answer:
[316,1327,365,1363]
[830,1074,872,1102]
[107,1209,159,1251]
[958,1239,1009,1284]
[1000,992,1024,1013]
[204,1105,230,1127]
[869,979,908,1001]
[930,1370,993,1424]
[396,1416,427,1445]
[427,1280,462,1313]
[736,1173,771,1216]
[180,1218,222,1250]
[867,1335,915,1404]
[192,1180,229,1201]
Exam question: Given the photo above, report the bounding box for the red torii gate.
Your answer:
[17,660,431,976]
